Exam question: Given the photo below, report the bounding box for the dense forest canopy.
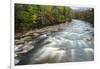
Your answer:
[15,4,94,33]
[15,4,73,33]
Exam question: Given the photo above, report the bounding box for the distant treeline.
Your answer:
[15,4,94,33]
[15,4,73,33]
[73,8,94,24]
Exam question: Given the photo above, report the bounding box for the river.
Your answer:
[16,19,94,65]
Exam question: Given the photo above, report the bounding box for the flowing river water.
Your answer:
[15,19,94,65]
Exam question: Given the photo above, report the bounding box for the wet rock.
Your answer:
[15,57,20,64]
[15,41,34,54]
[33,33,40,37]
[22,36,32,42]
[15,40,25,45]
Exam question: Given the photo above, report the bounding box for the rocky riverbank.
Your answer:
[15,22,69,45]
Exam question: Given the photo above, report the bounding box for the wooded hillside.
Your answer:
[15,4,73,33]
[15,4,94,34]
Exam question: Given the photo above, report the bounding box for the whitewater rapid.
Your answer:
[16,19,94,65]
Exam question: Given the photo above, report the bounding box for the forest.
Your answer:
[15,4,73,33]
[15,4,94,34]
[73,8,94,24]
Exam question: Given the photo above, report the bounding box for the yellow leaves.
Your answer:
[32,14,37,23]
[32,14,37,20]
